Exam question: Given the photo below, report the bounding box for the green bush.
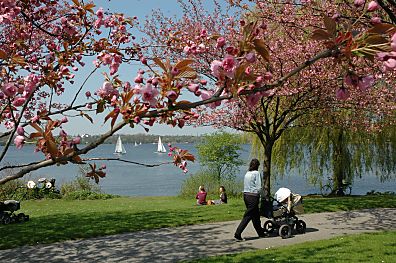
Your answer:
[62,190,117,200]
[0,179,62,200]
[179,169,243,198]
[0,179,25,200]
[60,173,118,200]
[60,175,101,196]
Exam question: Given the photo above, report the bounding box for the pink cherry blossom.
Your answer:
[14,135,25,149]
[97,81,119,99]
[216,37,226,48]
[200,89,213,100]
[354,0,365,7]
[171,67,180,76]
[370,16,381,24]
[61,116,68,123]
[140,56,148,65]
[166,90,178,101]
[210,60,223,79]
[72,137,81,144]
[187,83,199,93]
[12,97,26,107]
[134,74,143,83]
[140,83,159,107]
[2,82,17,97]
[222,55,238,78]
[264,72,273,80]
[367,1,379,11]
[384,58,396,70]
[222,55,236,71]
[16,126,24,136]
[391,33,396,51]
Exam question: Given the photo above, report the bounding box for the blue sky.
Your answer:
[60,1,222,136]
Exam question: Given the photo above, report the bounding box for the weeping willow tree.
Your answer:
[254,118,396,196]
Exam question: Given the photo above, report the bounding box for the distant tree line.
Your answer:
[80,133,204,145]
[0,132,247,146]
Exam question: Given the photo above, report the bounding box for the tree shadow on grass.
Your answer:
[0,214,255,263]
[324,208,396,232]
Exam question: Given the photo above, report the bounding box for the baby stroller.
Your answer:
[262,188,306,239]
[0,200,29,225]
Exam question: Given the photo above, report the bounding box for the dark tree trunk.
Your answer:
[262,141,274,200]
[333,129,345,196]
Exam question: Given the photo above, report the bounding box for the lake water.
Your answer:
[1,144,395,196]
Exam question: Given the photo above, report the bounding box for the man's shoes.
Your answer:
[234,233,243,241]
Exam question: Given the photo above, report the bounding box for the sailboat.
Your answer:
[114,136,126,155]
[134,141,138,147]
[156,136,166,153]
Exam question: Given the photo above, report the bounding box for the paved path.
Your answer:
[1,208,395,262]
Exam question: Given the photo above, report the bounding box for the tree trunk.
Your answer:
[333,129,345,196]
[262,141,274,200]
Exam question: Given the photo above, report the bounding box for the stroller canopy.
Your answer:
[274,187,291,203]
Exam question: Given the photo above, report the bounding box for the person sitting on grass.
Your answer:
[213,186,228,205]
[196,185,207,205]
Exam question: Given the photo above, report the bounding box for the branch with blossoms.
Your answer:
[1,0,396,186]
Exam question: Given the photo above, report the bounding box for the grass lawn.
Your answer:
[185,231,396,263]
[0,195,395,250]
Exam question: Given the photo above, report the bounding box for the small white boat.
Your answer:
[114,136,126,155]
[156,136,166,153]
[134,141,138,147]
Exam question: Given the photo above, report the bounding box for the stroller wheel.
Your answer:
[263,220,276,233]
[279,224,292,239]
[296,220,306,234]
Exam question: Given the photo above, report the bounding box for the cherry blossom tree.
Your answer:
[1,0,395,190]
[142,0,396,198]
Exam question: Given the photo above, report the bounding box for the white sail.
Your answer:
[114,136,126,155]
[157,136,166,153]
[134,141,138,147]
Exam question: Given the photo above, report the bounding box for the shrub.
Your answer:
[62,190,117,200]
[0,178,61,201]
[0,179,25,200]
[179,169,243,198]
[60,175,101,196]
[60,172,118,200]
